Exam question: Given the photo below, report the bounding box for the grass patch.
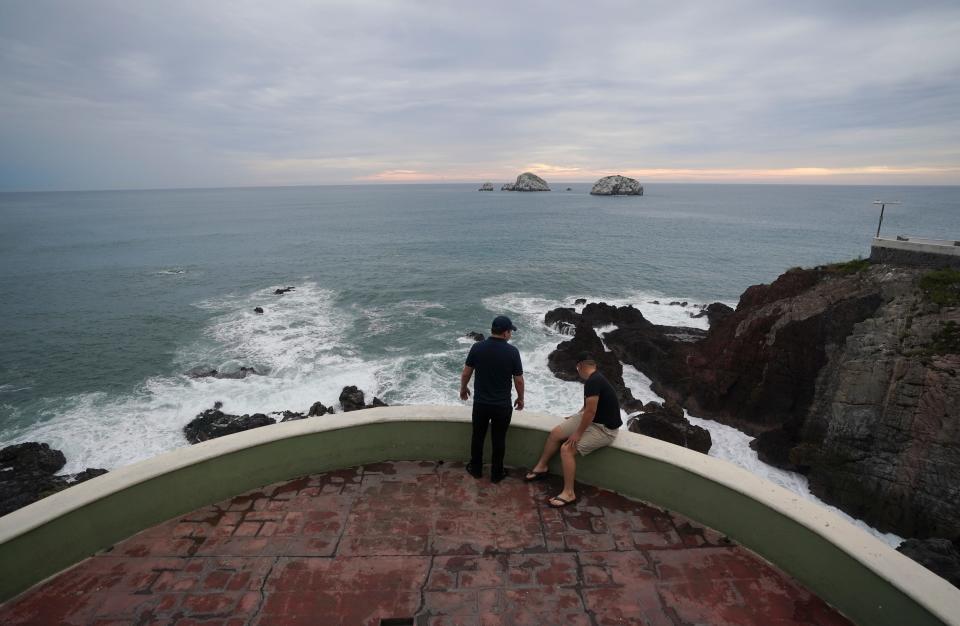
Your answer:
[925,321,960,356]
[821,258,871,275]
[919,269,960,307]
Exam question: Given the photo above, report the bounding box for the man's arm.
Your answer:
[513,375,525,410]
[565,396,598,448]
[459,366,474,401]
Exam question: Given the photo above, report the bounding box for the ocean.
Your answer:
[1,182,957,544]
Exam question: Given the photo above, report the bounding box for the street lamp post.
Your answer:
[873,200,901,239]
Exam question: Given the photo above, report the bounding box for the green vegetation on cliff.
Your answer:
[919,268,960,307]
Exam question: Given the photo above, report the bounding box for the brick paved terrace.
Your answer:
[0,461,853,625]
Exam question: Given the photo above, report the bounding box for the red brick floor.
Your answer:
[0,461,853,625]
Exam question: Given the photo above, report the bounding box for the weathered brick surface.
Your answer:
[0,461,852,625]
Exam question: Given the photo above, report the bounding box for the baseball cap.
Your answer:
[491,315,517,332]
[576,352,596,364]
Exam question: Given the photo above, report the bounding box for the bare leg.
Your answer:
[530,426,564,474]
[549,441,578,505]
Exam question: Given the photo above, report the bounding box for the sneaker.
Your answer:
[466,463,482,479]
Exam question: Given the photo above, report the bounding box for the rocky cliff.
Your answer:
[546,264,959,544]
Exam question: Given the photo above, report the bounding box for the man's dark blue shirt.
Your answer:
[465,337,523,407]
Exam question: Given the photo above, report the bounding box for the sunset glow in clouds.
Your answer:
[1,1,959,190]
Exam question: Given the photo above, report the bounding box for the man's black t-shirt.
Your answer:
[465,337,523,407]
[584,371,622,429]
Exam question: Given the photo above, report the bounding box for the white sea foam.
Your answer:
[0,285,908,546]
[0,384,31,394]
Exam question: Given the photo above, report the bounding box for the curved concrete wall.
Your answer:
[1,406,958,625]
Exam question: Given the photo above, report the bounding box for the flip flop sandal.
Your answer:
[547,495,577,508]
[524,470,549,482]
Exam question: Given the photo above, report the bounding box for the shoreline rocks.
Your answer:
[609,263,959,540]
[501,172,550,192]
[183,405,276,443]
[627,401,712,453]
[186,365,262,380]
[590,175,643,196]
[0,442,108,517]
[478,182,494,191]
[339,385,389,412]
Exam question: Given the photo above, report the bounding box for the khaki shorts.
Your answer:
[557,414,618,456]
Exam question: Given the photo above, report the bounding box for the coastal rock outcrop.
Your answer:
[478,182,494,191]
[0,442,108,516]
[627,401,712,453]
[185,365,261,380]
[501,172,550,192]
[339,386,389,412]
[546,322,634,407]
[308,401,335,416]
[690,302,735,327]
[897,538,960,588]
[634,263,960,539]
[466,331,484,342]
[254,307,264,314]
[183,404,276,443]
[590,175,643,196]
[274,287,295,295]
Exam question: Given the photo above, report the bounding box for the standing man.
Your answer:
[460,315,524,483]
[524,353,621,507]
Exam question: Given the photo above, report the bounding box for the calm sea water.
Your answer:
[0,183,957,482]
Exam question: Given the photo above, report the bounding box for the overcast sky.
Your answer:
[1,0,959,191]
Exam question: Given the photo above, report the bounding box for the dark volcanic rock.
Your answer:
[466,331,484,342]
[308,401,335,417]
[216,366,260,380]
[274,287,295,295]
[544,307,581,334]
[670,267,885,431]
[627,402,712,453]
[254,307,264,314]
[0,443,108,517]
[68,468,109,483]
[749,421,808,472]
[371,397,388,408]
[637,264,959,538]
[897,538,960,588]
[279,411,306,422]
[339,386,366,412]
[185,365,261,380]
[186,366,218,379]
[0,442,66,475]
[547,323,633,406]
[574,298,587,305]
[183,406,276,443]
[690,302,734,327]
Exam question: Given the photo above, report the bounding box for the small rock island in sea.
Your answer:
[478,182,494,191]
[501,172,550,191]
[590,174,644,196]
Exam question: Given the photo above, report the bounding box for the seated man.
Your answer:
[524,353,622,507]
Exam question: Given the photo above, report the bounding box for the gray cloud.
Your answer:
[1,0,958,190]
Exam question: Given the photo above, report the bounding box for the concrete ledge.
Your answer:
[871,237,960,269]
[1,406,958,625]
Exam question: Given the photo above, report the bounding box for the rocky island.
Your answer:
[478,182,494,191]
[501,172,550,191]
[590,174,644,195]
